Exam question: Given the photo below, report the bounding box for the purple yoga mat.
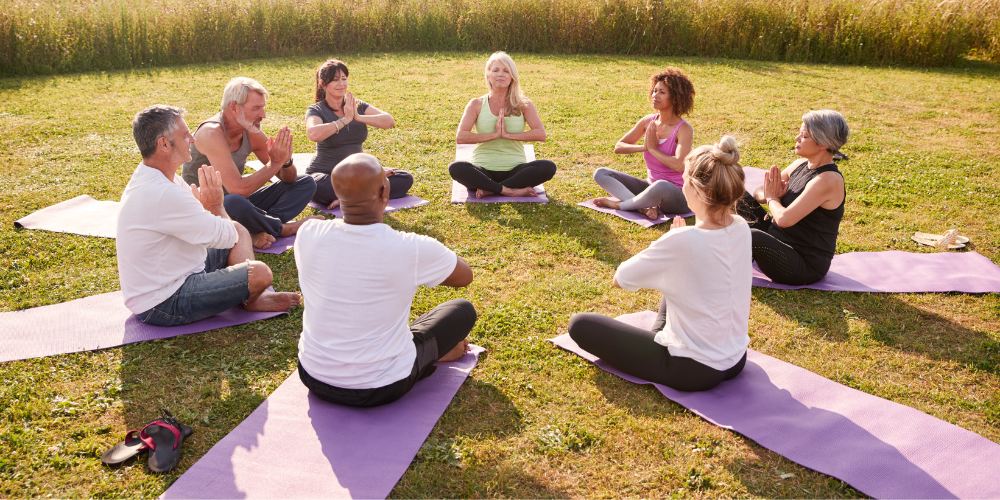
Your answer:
[0,291,285,363]
[551,311,1000,499]
[162,345,484,499]
[14,195,120,238]
[577,199,692,227]
[450,181,548,204]
[753,251,1000,293]
[253,235,296,255]
[743,166,766,193]
[307,195,430,217]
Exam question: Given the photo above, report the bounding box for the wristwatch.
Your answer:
[281,158,294,169]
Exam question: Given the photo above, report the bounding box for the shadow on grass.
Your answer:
[463,196,632,266]
[753,288,999,375]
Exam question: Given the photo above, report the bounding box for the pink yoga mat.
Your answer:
[551,311,1000,499]
[14,195,120,238]
[450,181,548,204]
[577,199,692,227]
[753,251,1000,293]
[162,345,484,499]
[307,195,429,217]
[0,291,285,363]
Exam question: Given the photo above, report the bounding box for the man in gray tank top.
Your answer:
[182,77,318,249]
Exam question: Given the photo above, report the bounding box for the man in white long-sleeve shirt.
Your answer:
[116,105,300,326]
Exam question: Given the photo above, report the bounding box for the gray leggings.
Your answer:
[593,167,689,214]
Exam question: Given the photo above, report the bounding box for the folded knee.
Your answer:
[593,167,612,182]
[247,261,273,293]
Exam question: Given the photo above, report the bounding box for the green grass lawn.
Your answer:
[0,52,998,497]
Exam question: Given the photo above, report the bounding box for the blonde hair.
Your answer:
[483,51,527,116]
[685,135,746,216]
[221,76,269,111]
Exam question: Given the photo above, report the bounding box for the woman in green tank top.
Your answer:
[448,51,557,198]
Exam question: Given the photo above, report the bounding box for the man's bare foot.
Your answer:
[252,232,276,249]
[245,290,301,312]
[474,188,495,199]
[280,215,324,236]
[640,206,661,220]
[501,186,538,197]
[326,199,340,210]
[593,196,621,209]
[438,339,469,362]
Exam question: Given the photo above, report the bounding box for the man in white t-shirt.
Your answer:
[295,153,477,407]
[116,105,300,326]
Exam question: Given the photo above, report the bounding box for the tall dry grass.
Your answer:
[1,0,998,76]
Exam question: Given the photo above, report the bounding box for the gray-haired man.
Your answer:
[182,77,318,249]
[117,105,299,326]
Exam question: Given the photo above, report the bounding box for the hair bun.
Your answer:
[710,135,740,166]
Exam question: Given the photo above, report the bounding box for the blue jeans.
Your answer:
[136,248,250,326]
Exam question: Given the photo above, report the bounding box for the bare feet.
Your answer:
[326,199,340,210]
[640,206,661,220]
[244,290,301,312]
[281,215,325,237]
[252,232,276,249]
[593,196,621,209]
[500,186,539,198]
[475,188,494,199]
[438,339,470,362]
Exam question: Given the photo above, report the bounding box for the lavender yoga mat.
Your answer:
[451,180,548,204]
[577,199,691,227]
[0,291,285,363]
[14,195,120,238]
[307,195,430,217]
[162,345,484,499]
[245,152,316,181]
[253,235,296,255]
[753,251,1000,293]
[551,311,1000,499]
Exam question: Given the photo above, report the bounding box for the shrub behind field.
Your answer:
[1,0,998,75]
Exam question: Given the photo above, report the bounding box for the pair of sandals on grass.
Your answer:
[101,409,191,473]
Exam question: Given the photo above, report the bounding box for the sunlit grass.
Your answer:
[0,53,997,497]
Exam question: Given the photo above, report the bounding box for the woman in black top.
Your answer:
[305,59,414,209]
[736,110,849,285]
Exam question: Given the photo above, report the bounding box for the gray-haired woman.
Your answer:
[736,109,849,285]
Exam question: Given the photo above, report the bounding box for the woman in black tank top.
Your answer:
[736,110,849,285]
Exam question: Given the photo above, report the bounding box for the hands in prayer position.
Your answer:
[763,165,788,201]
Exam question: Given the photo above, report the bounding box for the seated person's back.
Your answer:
[294,153,476,407]
[295,218,457,388]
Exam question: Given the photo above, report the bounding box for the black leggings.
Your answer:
[567,299,745,392]
[735,192,825,286]
[449,160,556,194]
[299,299,477,407]
[310,170,414,206]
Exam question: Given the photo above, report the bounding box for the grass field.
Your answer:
[0,52,998,497]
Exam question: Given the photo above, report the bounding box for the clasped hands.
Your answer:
[493,109,513,140]
[762,165,788,202]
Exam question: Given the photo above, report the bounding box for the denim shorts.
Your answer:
[136,248,250,326]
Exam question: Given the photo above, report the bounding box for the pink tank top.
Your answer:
[642,117,686,187]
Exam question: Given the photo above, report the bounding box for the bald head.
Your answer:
[331,153,389,223]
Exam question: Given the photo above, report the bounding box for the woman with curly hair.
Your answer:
[593,67,695,219]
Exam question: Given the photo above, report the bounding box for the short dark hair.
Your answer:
[650,67,695,117]
[132,105,184,158]
[315,59,349,102]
